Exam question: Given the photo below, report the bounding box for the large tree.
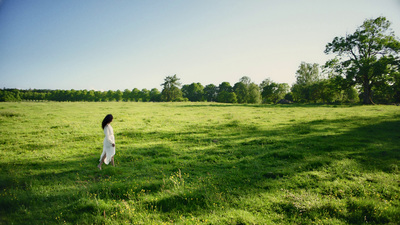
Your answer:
[291,62,321,102]
[325,16,400,104]
[161,74,182,101]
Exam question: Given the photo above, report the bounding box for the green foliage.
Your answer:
[217,91,237,103]
[203,84,218,102]
[0,89,21,102]
[218,82,233,93]
[292,62,362,104]
[0,88,162,102]
[325,16,400,104]
[161,75,183,102]
[217,82,237,103]
[150,88,162,102]
[292,62,322,103]
[260,78,289,103]
[296,62,321,86]
[284,92,294,102]
[233,82,248,103]
[1,102,399,224]
[233,77,261,104]
[247,83,261,104]
[182,83,204,102]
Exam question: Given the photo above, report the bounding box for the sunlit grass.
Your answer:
[0,102,399,224]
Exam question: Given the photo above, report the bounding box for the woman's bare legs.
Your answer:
[98,154,106,170]
[111,156,115,166]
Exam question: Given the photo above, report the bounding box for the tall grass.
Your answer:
[0,102,399,224]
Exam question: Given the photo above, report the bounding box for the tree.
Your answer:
[161,74,182,102]
[291,62,321,102]
[95,91,104,102]
[106,90,115,101]
[217,82,235,103]
[240,76,251,87]
[323,60,362,103]
[392,70,400,103]
[233,82,248,103]
[261,78,277,103]
[131,88,140,101]
[325,16,400,104]
[114,90,123,102]
[218,82,232,93]
[182,83,204,102]
[87,90,95,102]
[181,84,190,99]
[344,86,359,103]
[122,89,131,101]
[0,89,21,102]
[150,88,161,102]
[233,76,256,103]
[296,62,320,86]
[217,91,237,103]
[261,78,289,103]
[204,84,218,102]
[311,79,337,103]
[247,83,261,104]
[139,89,150,102]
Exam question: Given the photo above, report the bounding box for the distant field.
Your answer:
[0,102,399,224]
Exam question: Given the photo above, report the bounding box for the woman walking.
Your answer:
[98,114,115,170]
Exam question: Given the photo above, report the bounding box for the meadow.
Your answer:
[0,102,399,224]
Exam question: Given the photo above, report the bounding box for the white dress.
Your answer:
[100,124,115,164]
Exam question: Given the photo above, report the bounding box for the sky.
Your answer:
[0,0,399,91]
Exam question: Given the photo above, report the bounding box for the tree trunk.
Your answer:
[363,79,372,104]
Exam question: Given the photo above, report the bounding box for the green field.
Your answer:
[0,102,399,224]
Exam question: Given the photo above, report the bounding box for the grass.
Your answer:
[0,102,399,224]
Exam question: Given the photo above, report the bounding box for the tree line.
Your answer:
[0,88,162,102]
[0,72,361,103]
[1,17,399,104]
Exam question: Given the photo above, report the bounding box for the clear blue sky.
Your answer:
[1,0,399,91]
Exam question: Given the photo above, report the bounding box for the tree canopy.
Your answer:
[161,74,182,102]
[325,16,400,104]
[182,83,204,102]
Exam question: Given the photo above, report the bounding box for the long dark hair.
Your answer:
[102,114,113,129]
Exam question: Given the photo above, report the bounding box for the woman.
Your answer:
[98,114,115,170]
